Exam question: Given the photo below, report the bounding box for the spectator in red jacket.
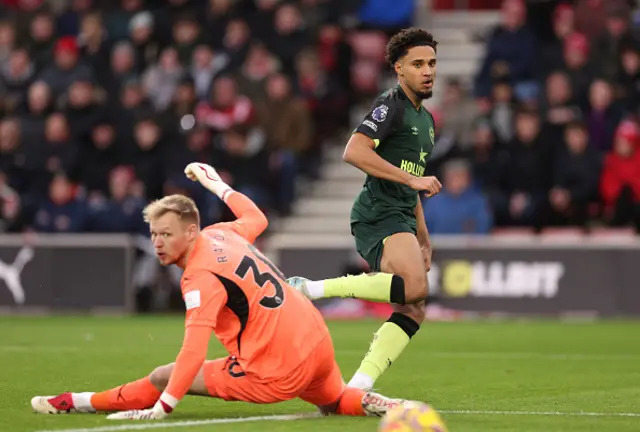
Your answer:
[600,119,640,230]
[195,74,255,133]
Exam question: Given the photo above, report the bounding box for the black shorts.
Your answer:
[351,214,416,272]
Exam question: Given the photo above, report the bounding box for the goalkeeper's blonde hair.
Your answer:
[143,194,200,226]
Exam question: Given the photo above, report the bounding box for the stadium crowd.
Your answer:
[425,0,640,234]
[0,0,392,234]
[1,0,639,237]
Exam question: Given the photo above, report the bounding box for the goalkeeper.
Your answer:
[31,162,411,420]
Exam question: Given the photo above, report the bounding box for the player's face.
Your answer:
[149,213,197,266]
[396,45,437,101]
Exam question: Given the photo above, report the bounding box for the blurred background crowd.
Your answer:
[0,0,639,237]
[425,0,640,235]
[0,0,366,235]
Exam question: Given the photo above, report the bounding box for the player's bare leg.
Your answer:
[31,362,209,415]
[349,232,427,390]
[288,233,426,390]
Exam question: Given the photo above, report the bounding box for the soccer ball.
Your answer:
[378,401,448,432]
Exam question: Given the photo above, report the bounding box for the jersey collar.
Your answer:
[396,84,423,112]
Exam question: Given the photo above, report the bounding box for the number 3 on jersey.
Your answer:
[234,244,285,309]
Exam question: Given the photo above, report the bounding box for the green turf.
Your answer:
[2,316,640,431]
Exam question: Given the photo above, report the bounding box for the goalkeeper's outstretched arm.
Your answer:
[185,163,268,243]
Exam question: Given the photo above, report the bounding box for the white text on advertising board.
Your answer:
[428,261,566,299]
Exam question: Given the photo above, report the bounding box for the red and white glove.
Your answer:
[184,162,233,199]
[106,393,178,421]
[106,403,168,421]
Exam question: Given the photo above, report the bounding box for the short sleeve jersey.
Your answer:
[181,226,329,382]
[351,85,436,224]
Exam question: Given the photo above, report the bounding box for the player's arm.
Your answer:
[343,98,414,186]
[152,271,227,417]
[344,133,415,185]
[219,192,268,243]
[185,163,268,243]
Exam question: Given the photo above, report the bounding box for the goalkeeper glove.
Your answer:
[184,162,232,199]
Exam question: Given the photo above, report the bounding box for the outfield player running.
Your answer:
[287,28,441,391]
[31,163,408,420]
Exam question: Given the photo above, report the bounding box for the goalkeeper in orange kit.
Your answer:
[31,162,412,420]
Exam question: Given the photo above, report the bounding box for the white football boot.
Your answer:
[286,276,313,299]
[361,391,406,417]
[31,395,74,414]
[31,392,94,414]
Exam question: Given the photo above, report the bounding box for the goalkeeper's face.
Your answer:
[150,212,198,267]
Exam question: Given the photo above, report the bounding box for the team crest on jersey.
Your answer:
[429,127,435,144]
[372,104,389,122]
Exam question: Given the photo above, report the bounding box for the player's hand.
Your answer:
[408,176,442,197]
[185,162,221,183]
[106,404,169,421]
[184,162,231,198]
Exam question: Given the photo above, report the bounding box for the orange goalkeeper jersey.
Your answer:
[180,193,329,382]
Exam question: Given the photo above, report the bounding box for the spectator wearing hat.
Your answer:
[128,10,160,75]
[37,35,94,99]
[600,119,640,231]
[560,32,594,109]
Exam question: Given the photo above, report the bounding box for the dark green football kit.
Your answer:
[350,85,435,271]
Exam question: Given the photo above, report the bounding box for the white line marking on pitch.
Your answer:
[0,346,80,353]
[33,409,640,432]
[431,352,640,361]
[339,350,640,361]
[34,413,319,432]
[440,410,640,418]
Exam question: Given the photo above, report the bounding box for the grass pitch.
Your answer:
[2,316,640,432]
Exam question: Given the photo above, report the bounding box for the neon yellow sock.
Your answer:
[354,322,411,385]
[322,273,394,303]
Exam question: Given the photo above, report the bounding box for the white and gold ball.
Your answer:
[378,401,448,432]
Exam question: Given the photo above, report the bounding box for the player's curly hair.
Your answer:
[385,28,438,67]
